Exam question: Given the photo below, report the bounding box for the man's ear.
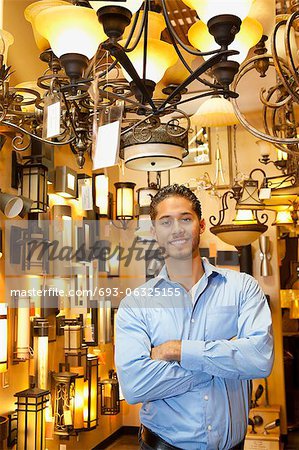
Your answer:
[199,218,206,234]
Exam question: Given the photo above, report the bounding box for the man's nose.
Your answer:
[171,219,184,234]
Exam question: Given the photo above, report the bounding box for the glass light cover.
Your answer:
[115,182,135,219]
[89,0,144,15]
[256,139,273,157]
[277,149,288,161]
[21,163,48,213]
[119,38,178,84]
[95,174,109,215]
[183,0,253,23]
[0,29,14,64]
[24,1,71,52]
[55,166,77,199]
[233,209,257,224]
[83,355,98,429]
[0,304,7,373]
[274,210,293,225]
[158,47,196,92]
[188,17,262,64]
[35,5,107,59]
[192,97,239,127]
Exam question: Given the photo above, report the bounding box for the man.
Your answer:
[115,184,273,450]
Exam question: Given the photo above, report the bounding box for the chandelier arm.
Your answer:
[209,191,235,226]
[170,89,238,110]
[60,91,81,139]
[262,103,288,152]
[97,86,153,111]
[271,20,299,104]
[120,112,157,136]
[1,120,76,146]
[123,1,149,53]
[259,86,292,108]
[161,0,220,58]
[157,49,239,112]
[285,11,299,89]
[103,41,157,110]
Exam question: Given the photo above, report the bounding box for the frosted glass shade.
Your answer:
[256,139,273,157]
[115,182,135,220]
[24,1,71,52]
[182,0,253,23]
[0,29,14,64]
[192,96,239,127]
[123,11,166,40]
[233,209,257,224]
[188,17,262,64]
[159,47,196,88]
[0,304,7,373]
[274,210,293,225]
[275,15,299,66]
[89,0,143,14]
[119,38,178,84]
[35,5,107,59]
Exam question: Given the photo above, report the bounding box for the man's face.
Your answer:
[152,196,205,260]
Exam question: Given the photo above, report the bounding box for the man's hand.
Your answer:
[151,340,182,362]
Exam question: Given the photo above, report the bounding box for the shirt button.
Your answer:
[191,319,195,323]
[207,425,212,431]
[204,395,209,401]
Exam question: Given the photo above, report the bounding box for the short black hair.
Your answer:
[149,184,202,222]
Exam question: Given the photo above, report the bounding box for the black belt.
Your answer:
[140,425,244,450]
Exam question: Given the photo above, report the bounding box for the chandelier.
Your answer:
[0,0,265,168]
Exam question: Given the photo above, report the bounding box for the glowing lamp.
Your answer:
[114,182,135,220]
[0,304,7,373]
[183,0,253,23]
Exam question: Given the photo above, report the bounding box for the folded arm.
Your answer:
[115,295,211,404]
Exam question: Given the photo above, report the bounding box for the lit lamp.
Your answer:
[192,96,239,127]
[84,355,98,429]
[94,173,110,217]
[16,298,30,361]
[257,139,287,170]
[64,319,87,369]
[290,292,299,319]
[273,210,294,225]
[0,228,2,258]
[0,29,14,64]
[99,370,120,415]
[21,161,48,213]
[114,182,135,220]
[90,0,144,39]
[35,5,107,81]
[24,0,72,53]
[53,371,77,436]
[71,366,85,431]
[15,387,50,450]
[33,318,49,390]
[0,304,7,373]
[54,166,77,199]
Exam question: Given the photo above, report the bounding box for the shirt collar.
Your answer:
[153,257,226,287]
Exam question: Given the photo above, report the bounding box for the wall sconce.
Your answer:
[12,297,31,362]
[257,140,287,171]
[84,354,98,430]
[33,318,49,390]
[52,204,72,221]
[64,318,87,369]
[114,182,135,229]
[54,166,77,198]
[0,190,23,218]
[15,386,50,450]
[20,161,48,213]
[0,304,8,373]
[94,173,112,217]
[71,366,85,431]
[53,370,77,436]
[99,370,120,415]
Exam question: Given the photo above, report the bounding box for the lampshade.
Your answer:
[89,0,143,15]
[256,139,273,157]
[0,29,14,64]
[115,182,135,220]
[119,38,178,84]
[0,304,7,373]
[35,5,107,59]
[237,178,265,210]
[15,82,44,113]
[24,0,71,52]
[264,194,297,211]
[233,209,258,224]
[94,174,109,216]
[280,289,293,308]
[275,15,299,66]
[210,223,268,247]
[248,0,274,38]
[273,210,294,225]
[83,355,98,429]
[290,294,299,319]
[182,0,253,23]
[0,191,23,218]
[192,96,239,127]
[188,17,262,64]
[123,11,166,40]
[120,123,188,171]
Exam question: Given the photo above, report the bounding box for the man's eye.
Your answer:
[181,217,192,222]
[161,220,171,226]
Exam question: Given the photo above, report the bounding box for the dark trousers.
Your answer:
[138,426,245,450]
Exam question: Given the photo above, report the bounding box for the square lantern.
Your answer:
[53,371,77,436]
[33,318,49,390]
[21,161,48,213]
[99,371,120,415]
[15,387,50,450]
[54,166,77,198]
[64,318,87,370]
[84,355,98,429]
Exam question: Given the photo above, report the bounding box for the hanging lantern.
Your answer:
[33,318,49,390]
[99,370,120,415]
[0,304,8,373]
[15,387,50,450]
[64,318,87,370]
[114,182,135,220]
[84,355,98,429]
[21,161,48,213]
[53,371,77,436]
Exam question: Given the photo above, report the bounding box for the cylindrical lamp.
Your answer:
[84,355,98,429]
[35,6,107,80]
[16,298,30,360]
[99,372,120,415]
[64,319,87,369]
[114,182,135,220]
[0,304,7,373]
[94,174,109,217]
[21,162,48,213]
[71,366,85,431]
[15,387,50,450]
[0,191,23,218]
[53,371,77,436]
[33,318,49,390]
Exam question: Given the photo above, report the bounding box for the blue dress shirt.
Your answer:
[115,258,274,450]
